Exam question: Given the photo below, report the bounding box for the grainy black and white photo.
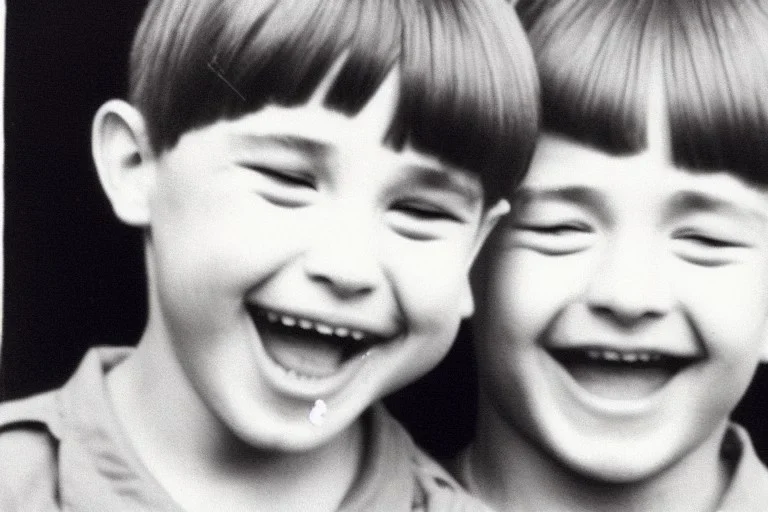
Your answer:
[1,1,768,510]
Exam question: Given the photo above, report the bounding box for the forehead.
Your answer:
[214,70,480,196]
[221,66,397,147]
[184,68,483,201]
[220,68,448,171]
[525,133,768,217]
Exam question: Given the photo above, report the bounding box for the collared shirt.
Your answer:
[717,424,768,511]
[0,347,489,511]
[451,423,768,511]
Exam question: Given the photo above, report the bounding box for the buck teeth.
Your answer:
[263,310,370,341]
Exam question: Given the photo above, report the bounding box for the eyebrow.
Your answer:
[232,134,483,204]
[231,134,331,161]
[512,185,608,216]
[405,165,484,206]
[666,191,767,224]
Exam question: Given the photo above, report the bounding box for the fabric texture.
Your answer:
[0,347,489,511]
[717,424,768,511]
[450,423,768,511]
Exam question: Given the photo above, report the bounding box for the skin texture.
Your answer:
[470,79,768,511]
[94,68,506,511]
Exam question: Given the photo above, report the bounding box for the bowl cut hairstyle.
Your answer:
[517,0,768,185]
[129,0,540,202]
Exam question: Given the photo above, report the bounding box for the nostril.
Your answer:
[585,252,673,324]
[306,266,376,298]
[303,243,381,298]
[590,303,666,329]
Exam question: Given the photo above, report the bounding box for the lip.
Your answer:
[246,303,404,401]
[251,304,401,341]
[541,344,702,416]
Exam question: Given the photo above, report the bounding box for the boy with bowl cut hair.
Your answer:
[0,0,538,510]
[458,0,768,510]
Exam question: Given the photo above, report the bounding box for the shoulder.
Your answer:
[373,408,491,511]
[409,443,493,512]
[719,423,768,511]
[0,392,62,511]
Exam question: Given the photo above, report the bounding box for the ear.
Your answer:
[458,198,511,317]
[760,321,768,363]
[92,99,156,226]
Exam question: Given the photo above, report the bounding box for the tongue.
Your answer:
[261,328,345,378]
[565,362,673,400]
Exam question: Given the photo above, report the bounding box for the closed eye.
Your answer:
[240,164,317,208]
[516,222,592,235]
[245,165,315,189]
[388,200,467,242]
[393,201,462,222]
[507,221,595,255]
[672,230,750,267]
[675,233,746,249]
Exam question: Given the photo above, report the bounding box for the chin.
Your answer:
[550,439,678,485]
[230,414,350,454]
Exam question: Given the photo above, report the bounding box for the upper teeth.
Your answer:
[586,349,661,364]
[264,311,368,341]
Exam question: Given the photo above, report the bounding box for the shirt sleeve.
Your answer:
[0,425,61,511]
[0,391,63,511]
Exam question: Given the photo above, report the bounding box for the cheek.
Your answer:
[678,264,768,362]
[154,194,311,283]
[480,251,590,343]
[391,243,471,308]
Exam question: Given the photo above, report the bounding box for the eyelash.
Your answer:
[517,222,591,235]
[247,165,315,188]
[394,202,461,222]
[678,234,742,248]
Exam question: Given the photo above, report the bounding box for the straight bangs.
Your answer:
[520,0,768,183]
[380,0,540,199]
[665,0,768,185]
[517,0,655,154]
[129,0,385,152]
[129,0,539,201]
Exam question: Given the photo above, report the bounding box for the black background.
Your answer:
[3,1,767,463]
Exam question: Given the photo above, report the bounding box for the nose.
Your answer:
[302,214,383,299]
[585,233,673,326]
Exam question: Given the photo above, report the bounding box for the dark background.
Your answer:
[3,1,767,463]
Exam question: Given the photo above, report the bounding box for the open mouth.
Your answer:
[548,346,699,400]
[247,305,392,379]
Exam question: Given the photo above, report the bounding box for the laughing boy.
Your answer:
[0,0,539,510]
[457,0,768,510]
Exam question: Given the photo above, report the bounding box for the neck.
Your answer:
[466,394,731,512]
[106,324,364,512]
